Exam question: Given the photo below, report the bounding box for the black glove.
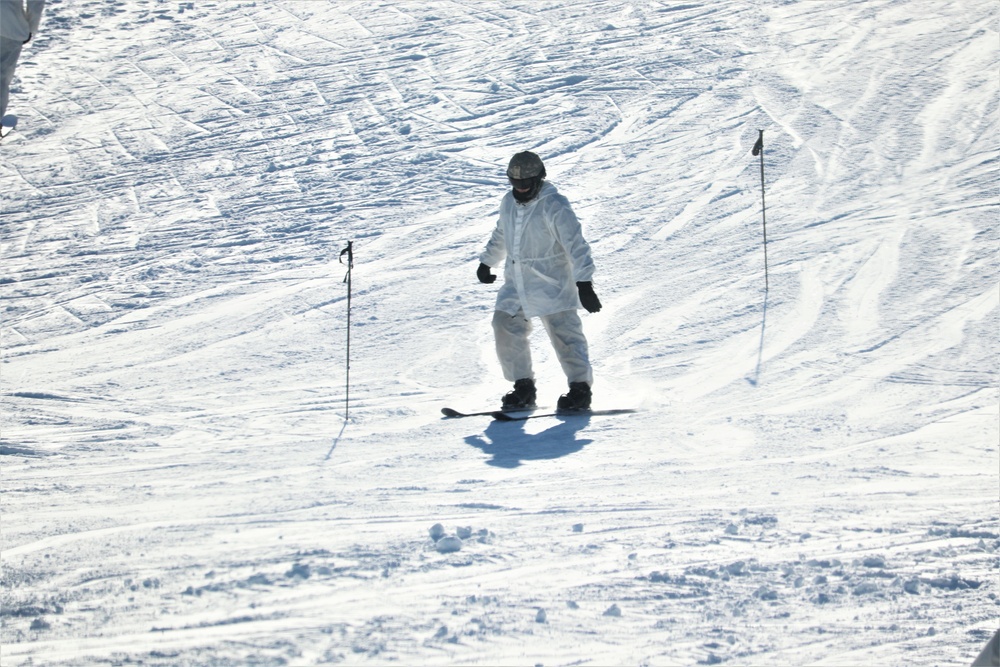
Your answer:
[477,262,496,284]
[577,281,602,313]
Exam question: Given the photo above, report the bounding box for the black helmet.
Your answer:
[507,151,546,202]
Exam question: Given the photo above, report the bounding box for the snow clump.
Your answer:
[435,536,463,554]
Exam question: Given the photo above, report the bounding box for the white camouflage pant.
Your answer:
[0,37,24,118]
[492,309,593,386]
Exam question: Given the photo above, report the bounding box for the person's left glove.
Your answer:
[577,281,602,313]
[477,262,496,284]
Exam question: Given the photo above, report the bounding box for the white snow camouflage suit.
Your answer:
[0,0,45,119]
[479,181,596,385]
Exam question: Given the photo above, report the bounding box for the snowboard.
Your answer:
[441,406,541,419]
[442,406,636,421]
[491,408,637,421]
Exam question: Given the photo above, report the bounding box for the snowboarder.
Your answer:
[1,0,46,121]
[477,150,602,411]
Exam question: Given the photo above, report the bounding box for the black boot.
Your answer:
[557,382,592,411]
[502,378,537,410]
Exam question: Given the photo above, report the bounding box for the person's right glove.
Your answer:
[577,281,602,313]
[477,262,496,284]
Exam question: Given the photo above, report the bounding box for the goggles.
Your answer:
[508,176,535,190]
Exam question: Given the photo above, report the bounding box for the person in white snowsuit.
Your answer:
[478,151,602,411]
[0,0,45,120]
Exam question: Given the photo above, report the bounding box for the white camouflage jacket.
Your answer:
[480,182,596,318]
[0,1,45,42]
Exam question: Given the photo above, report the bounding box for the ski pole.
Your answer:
[752,130,769,291]
[339,241,354,420]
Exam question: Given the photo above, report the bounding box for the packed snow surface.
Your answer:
[1,1,997,665]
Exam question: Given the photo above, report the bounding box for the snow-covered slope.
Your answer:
[2,1,997,665]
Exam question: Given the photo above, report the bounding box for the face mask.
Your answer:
[510,176,542,202]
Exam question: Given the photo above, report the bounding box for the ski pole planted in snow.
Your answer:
[752,129,769,291]
[340,241,354,420]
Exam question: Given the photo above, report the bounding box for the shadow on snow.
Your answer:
[464,414,593,468]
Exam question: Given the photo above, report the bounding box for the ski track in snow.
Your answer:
[1,1,997,665]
